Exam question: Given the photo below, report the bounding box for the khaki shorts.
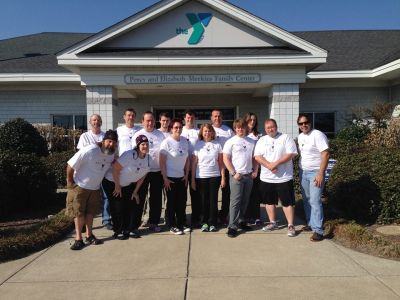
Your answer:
[65,184,101,218]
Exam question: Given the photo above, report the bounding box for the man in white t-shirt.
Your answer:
[223,119,258,238]
[211,109,234,224]
[65,130,118,250]
[158,112,171,138]
[297,114,329,242]
[77,114,105,150]
[254,119,298,237]
[116,108,140,156]
[181,110,200,228]
[133,111,165,232]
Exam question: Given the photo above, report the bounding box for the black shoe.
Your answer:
[239,223,252,231]
[302,225,312,232]
[129,230,141,239]
[310,232,324,242]
[85,234,103,245]
[227,228,237,238]
[70,239,85,250]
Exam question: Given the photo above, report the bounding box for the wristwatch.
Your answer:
[230,171,236,176]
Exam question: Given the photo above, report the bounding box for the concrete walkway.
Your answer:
[1,211,400,300]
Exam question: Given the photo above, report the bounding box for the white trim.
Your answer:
[0,73,80,82]
[58,55,327,68]
[307,58,400,79]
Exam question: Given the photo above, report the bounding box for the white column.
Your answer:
[86,86,118,130]
[268,84,299,138]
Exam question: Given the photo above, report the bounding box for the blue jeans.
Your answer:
[300,169,324,235]
[101,184,111,225]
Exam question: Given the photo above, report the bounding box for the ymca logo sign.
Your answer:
[176,13,213,45]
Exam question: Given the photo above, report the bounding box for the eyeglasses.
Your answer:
[298,122,310,126]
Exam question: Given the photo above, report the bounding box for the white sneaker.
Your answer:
[183,226,192,233]
[287,225,296,237]
[262,221,278,231]
[170,227,184,235]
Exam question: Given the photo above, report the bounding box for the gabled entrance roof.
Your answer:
[57,0,327,70]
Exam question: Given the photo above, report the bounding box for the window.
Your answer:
[154,108,235,129]
[52,115,87,130]
[302,112,335,138]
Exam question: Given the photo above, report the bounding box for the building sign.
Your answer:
[176,13,213,44]
[124,74,261,85]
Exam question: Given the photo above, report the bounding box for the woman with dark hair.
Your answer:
[102,135,150,240]
[191,123,225,232]
[244,112,262,225]
[160,118,190,235]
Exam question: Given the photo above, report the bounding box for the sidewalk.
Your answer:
[1,209,400,299]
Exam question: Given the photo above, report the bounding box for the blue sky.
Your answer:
[0,0,399,40]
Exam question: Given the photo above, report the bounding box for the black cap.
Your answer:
[103,130,118,142]
[135,134,149,147]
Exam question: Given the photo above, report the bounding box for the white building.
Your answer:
[1,0,399,138]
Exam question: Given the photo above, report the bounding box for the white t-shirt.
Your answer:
[193,140,222,178]
[213,125,234,148]
[116,125,139,156]
[181,126,199,154]
[133,128,165,172]
[298,129,329,171]
[77,130,105,150]
[223,135,255,174]
[248,132,262,141]
[105,150,150,187]
[160,136,189,178]
[158,129,170,138]
[68,144,114,190]
[254,133,298,183]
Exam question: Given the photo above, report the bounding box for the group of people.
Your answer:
[65,108,329,250]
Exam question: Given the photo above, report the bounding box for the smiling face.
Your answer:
[89,114,102,130]
[184,113,195,128]
[142,113,155,132]
[211,110,222,128]
[123,110,136,128]
[297,116,311,134]
[265,120,278,138]
[138,141,149,157]
[170,121,183,139]
[159,116,170,131]
[247,115,257,131]
[101,139,117,155]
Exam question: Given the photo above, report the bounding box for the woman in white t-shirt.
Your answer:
[102,135,150,240]
[160,118,190,235]
[244,112,262,225]
[191,124,225,232]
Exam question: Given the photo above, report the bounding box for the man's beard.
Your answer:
[101,145,115,155]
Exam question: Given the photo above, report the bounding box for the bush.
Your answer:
[335,124,370,143]
[365,119,400,148]
[43,150,76,187]
[35,125,83,153]
[0,150,57,220]
[326,147,400,224]
[0,118,49,156]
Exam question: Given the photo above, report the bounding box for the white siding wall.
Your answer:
[0,90,86,124]
[300,87,389,131]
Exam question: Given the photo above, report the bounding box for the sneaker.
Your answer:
[201,224,209,232]
[310,232,324,242]
[183,226,192,233]
[85,234,103,245]
[227,227,237,238]
[170,227,184,235]
[113,232,123,239]
[129,229,141,239]
[118,232,129,240]
[262,222,278,232]
[254,219,262,225]
[239,223,252,231]
[149,225,161,233]
[287,225,296,237]
[302,225,312,232]
[209,225,217,232]
[70,239,85,250]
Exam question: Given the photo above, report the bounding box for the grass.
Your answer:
[325,219,400,261]
[0,210,73,263]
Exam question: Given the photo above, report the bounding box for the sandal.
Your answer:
[85,234,103,245]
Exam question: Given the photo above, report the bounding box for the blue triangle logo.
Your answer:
[198,13,212,27]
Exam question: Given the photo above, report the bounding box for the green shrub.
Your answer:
[0,118,48,156]
[335,123,370,143]
[43,150,76,187]
[0,150,57,220]
[326,148,400,224]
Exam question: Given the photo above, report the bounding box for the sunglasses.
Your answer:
[298,121,310,126]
